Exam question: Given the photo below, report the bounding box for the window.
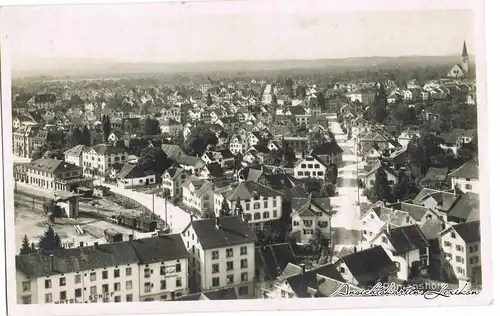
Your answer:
[455,256,464,264]
[227,275,234,284]
[75,288,82,297]
[114,269,120,278]
[102,284,109,293]
[241,272,248,281]
[102,271,108,280]
[444,241,452,247]
[212,263,219,273]
[314,164,320,169]
[303,220,313,227]
[469,244,479,253]
[114,282,121,292]
[45,279,52,289]
[161,280,167,290]
[144,268,151,278]
[240,246,247,255]
[60,291,67,301]
[465,184,472,190]
[363,230,367,235]
[382,237,388,244]
[144,282,152,293]
[126,280,133,290]
[176,263,181,272]
[470,256,479,264]
[451,232,456,239]
[281,290,287,298]
[212,277,220,287]
[90,272,96,281]
[114,296,121,303]
[45,293,52,303]
[176,277,182,288]
[263,211,270,219]
[226,248,233,258]
[254,202,260,209]
[21,295,31,305]
[238,286,249,296]
[22,281,31,292]
[273,200,277,207]
[264,201,268,208]
[301,164,306,168]
[126,294,133,302]
[90,286,97,295]
[456,245,463,252]
[126,267,132,276]
[254,213,261,220]
[212,250,219,260]
[226,261,234,271]
[74,274,81,284]
[340,267,346,274]
[317,171,324,176]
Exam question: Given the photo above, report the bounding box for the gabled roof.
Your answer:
[420,167,449,185]
[256,243,298,280]
[294,154,327,168]
[116,164,155,179]
[388,202,432,221]
[448,161,479,180]
[291,196,332,217]
[224,181,284,201]
[27,158,81,174]
[311,141,343,156]
[339,246,399,286]
[64,144,89,157]
[452,221,480,243]
[420,219,446,240]
[447,192,480,222]
[130,234,189,264]
[161,144,187,161]
[87,144,127,155]
[186,216,257,249]
[384,225,430,254]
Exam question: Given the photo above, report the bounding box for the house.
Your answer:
[290,196,332,243]
[181,177,214,214]
[448,161,479,194]
[177,155,206,176]
[385,201,443,226]
[360,203,414,242]
[15,234,190,304]
[438,221,481,288]
[161,144,187,162]
[397,131,420,148]
[368,225,430,281]
[264,263,350,298]
[412,188,461,222]
[201,149,235,168]
[359,130,399,153]
[82,144,128,178]
[199,163,225,181]
[254,243,299,296]
[419,167,450,190]
[161,167,190,198]
[350,117,370,137]
[213,181,284,230]
[346,89,376,106]
[446,192,480,224]
[63,145,88,168]
[333,246,399,288]
[359,160,398,190]
[115,164,156,189]
[243,145,272,165]
[25,158,90,192]
[293,155,328,180]
[180,216,257,297]
[310,141,343,166]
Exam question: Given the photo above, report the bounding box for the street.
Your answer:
[93,180,191,233]
[328,116,366,246]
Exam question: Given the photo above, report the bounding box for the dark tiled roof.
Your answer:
[449,161,479,179]
[452,221,480,243]
[447,192,480,222]
[420,220,446,240]
[386,225,430,254]
[28,158,81,174]
[88,144,127,155]
[258,243,298,280]
[205,162,223,178]
[130,234,189,264]
[340,246,399,286]
[224,181,284,201]
[202,287,238,300]
[188,216,257,249]
[116,164,155,179]
[311,141,343,156]
[420,167,449,183]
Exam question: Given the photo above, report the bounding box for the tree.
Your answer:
[103,115,111,142]
[220,198,231,217]
[81,125,91,146]
[38,226,62,252]
[326,164,338,184]
[206,93,213,106]
[71,127,82,146]
[19,235,33,255]
[309,229,329,253]
[144,118,161,135]
[234,197,243,215]
[137,147,173,177]
[184,127,218,157]
[272,94,278,104]
[371,167,392,202]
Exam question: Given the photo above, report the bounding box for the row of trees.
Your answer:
[19,226,62,255]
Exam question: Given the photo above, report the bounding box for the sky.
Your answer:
[0,1,476,68]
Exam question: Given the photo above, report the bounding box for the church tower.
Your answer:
[461,40,469,78]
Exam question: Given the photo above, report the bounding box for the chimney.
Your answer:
[190,215,194,223]
[353,246,357,254]
[215,217,220,229]
[49,254,54,272]
[93,242,98,248]
[240,212,246,222]
[300,263,306,274]
[386,223,390,235]
[79,242,84,247]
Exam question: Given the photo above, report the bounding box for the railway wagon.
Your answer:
[119,211,157,232]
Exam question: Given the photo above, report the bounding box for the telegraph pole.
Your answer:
[355,140,360,205]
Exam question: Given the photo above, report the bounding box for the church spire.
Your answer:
[462,41,468,58]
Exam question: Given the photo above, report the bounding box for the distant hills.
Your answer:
[11,55,474,80]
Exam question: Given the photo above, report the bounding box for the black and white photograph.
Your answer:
[0,0,493,314]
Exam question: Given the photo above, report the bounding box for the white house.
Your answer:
[63,145,88,168]
[293,155,328,180]
[448,161,479,194]
[181,177,214,214]
[161,167,190,198]
[290,197,332,243]
[115,164,156,189]
[181,216,257,297]
[82,144,128,178]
